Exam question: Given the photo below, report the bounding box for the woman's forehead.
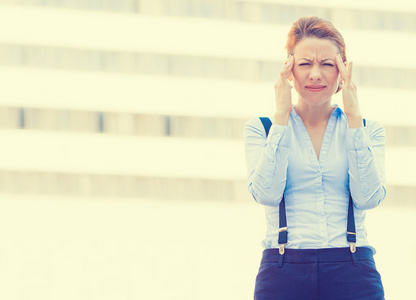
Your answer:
[293,38,338,58]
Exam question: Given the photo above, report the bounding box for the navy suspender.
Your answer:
[277,196,288,250]
[259,117,272,136]
[259,117,365,265]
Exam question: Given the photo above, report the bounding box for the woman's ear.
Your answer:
[288,73,293,81]
[337,80,343,92]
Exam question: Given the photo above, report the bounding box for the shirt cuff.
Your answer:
[346,127,371,150]
[266,124,291,147]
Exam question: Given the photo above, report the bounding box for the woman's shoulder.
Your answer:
[364,119,385,130]
[363,119,386,140]
[363,118,382,126]
[244,115,274,138]
[336,106,385,135]
[245,115,274,126]
[244,116,273,127]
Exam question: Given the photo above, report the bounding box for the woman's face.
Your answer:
[290,37,341,106]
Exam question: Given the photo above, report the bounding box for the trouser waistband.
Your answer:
[261,247,373,264]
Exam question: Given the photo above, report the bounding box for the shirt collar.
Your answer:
[291,104,343,118]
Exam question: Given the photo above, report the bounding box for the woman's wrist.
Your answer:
[346,113,364,128]
[274,111,290,125]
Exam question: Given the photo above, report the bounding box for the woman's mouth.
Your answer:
[305,85,326,92]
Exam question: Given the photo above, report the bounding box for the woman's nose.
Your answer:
[309,65,321,81]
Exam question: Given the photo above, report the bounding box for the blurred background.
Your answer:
[0,0,415,299]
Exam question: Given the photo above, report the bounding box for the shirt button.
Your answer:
[322,242,328,247]
[316,171,321,177]
[320,218,325,223]
[355,137,360,142]
[276,133,282,137]
[322,151,327,155]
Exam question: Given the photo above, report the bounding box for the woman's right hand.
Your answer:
[273,54,294,125]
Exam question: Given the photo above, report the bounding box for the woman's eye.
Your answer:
[323,63,334,66]
[299,63,310,66]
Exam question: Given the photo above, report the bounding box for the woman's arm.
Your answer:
[347,120,386,210]
[335,54,386,209]
[244,117,292,207]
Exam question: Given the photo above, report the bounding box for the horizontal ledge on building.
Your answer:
[0,1,415,33]
[0,170,414,206]
[0,106,415,147]
[0,170,243,202]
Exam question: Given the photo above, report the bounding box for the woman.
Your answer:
[244,16,386,299]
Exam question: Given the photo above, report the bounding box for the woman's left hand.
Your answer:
[335,54,363,128]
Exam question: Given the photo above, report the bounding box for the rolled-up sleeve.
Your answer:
[244,117,292,207]
[347,120,386,210]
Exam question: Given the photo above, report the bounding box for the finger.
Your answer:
[280,54,294,80]
[347,61,353,76]
[335,54,348,80]
[335,54,348,79]
[282,54,293,69]
[284,54,294,77]
[279,56,289,75]
[343,61,352,82]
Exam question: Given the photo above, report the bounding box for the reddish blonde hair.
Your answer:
[286,16,346,93]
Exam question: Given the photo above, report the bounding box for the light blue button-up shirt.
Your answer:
[244,104,386,253]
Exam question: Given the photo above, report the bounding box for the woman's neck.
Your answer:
[294,100,335,127]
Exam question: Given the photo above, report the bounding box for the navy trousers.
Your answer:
[254,247,384,300]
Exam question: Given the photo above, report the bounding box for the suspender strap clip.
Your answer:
[279,244,286,255]
[350,242,358,267]
[278,244,285,267]
[350,242,356,253]
[278,225,287,255]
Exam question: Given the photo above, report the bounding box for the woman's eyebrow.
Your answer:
[298,58,334,62]
[297,58,335,63]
